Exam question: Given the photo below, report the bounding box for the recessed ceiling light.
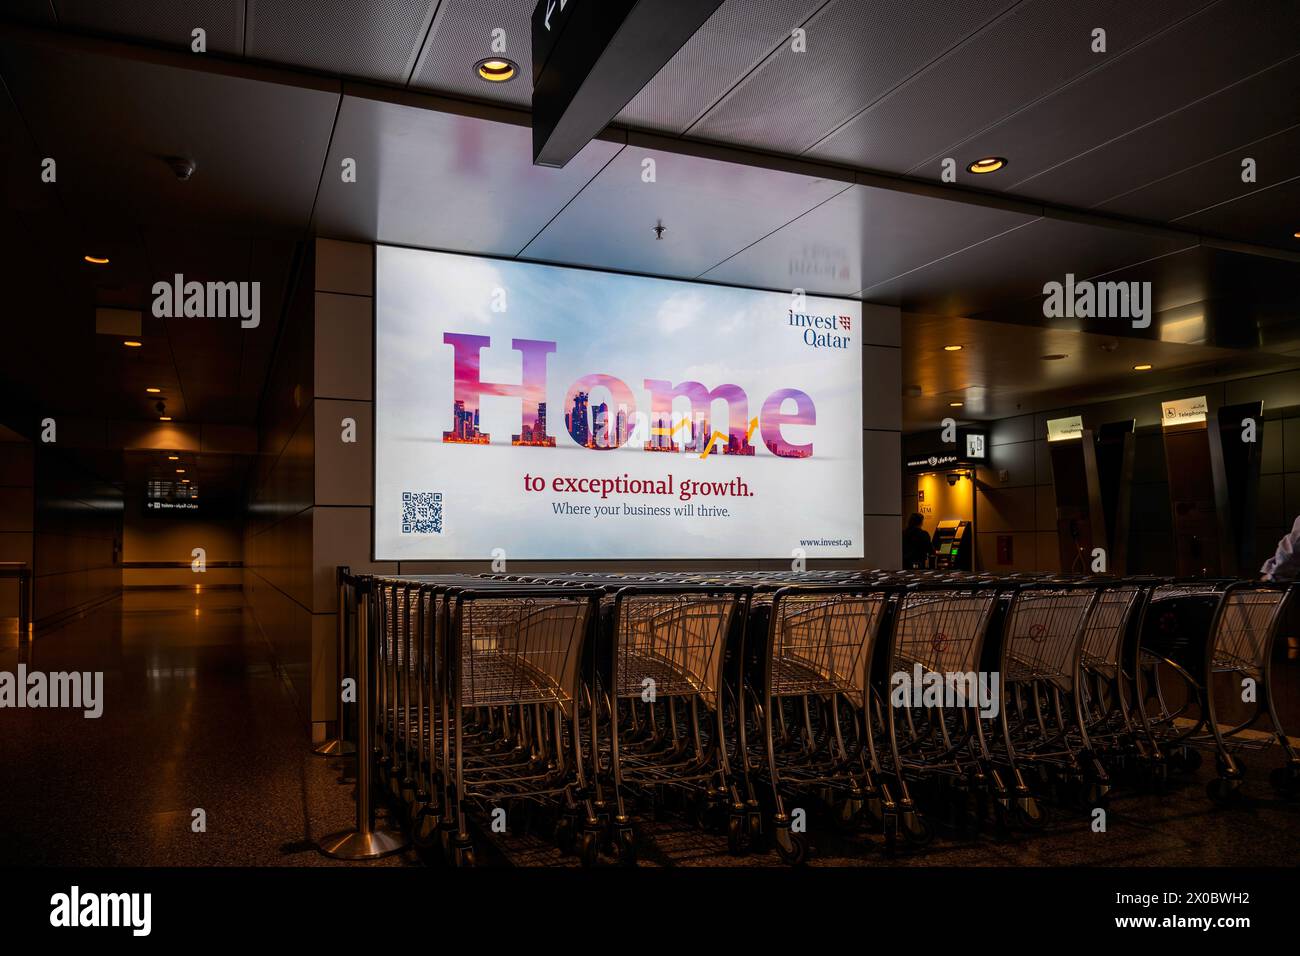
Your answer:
[123,340,142,348]
[475,58,517,82]
[967,157,1007,174]
[159,415,172,421]
[181,479,190,484]
[167,455,179,460]
[83,255,110,265]
[1041,353,1068,360]
[176,469,185,474]
[146,387,161,394]
[1133,363,1153,371]
[943,344,963,352]
[949,401,964,407]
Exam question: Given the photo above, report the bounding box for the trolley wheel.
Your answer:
[578,830,600,867]
[902,810,933,847]
[555,815,578,854]
[1214,755,1244,781]
[1206,777,1243,807]
[727,814,745,855]
[837,796,865,827]
[1014,795,1048,829]
[614,826,638,866]
[450,844,476,868]
[412,810,439,849]
[774,827,808,866]
[746,810,765,850]
[1269,765,1300,797]
[1085,782,1111,809]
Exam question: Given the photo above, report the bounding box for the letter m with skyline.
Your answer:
[442,334,557,446]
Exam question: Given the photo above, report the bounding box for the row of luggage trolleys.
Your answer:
[341,568,1298,866]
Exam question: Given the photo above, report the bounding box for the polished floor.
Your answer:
[1,589,1298,867]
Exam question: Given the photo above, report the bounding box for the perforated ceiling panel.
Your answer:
[806,0,1209,173]
[1095,125,1300,228]
[408,0,532,107]
[1015,56,1300,216]
[53,0,245,55]
[245,0,437,84]
[687,0,1015,155]
[939,0,1300,197]
[616,0,825,135]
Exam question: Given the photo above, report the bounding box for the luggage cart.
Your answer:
[874,584,1003,841]
[440,585,596,864]
[991,584,1105,809]
[741,584,892,863]
[581,584,747,865]
[1076,583,1152,771]
[1137,580,1296,804]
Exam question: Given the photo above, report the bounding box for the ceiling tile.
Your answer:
[408,0,531,106]
[687,0,1016,155]
[53,0,244,54]
[704,182,1036,297]
[314,92,623,256]
[807,0,1208,173]
[938,0,1300,198]
[617,0,823,135]
[246,0,436,84]
[520,141,850,280]
[861,216,1195,315]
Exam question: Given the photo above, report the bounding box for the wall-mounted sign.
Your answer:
[1046,415,1084,442]
[906,428,988,472]
[906,453,961,470]
[1161,395,1208,427]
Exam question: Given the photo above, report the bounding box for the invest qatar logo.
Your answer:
[787,310,852,349]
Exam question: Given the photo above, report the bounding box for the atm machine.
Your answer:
[932,519,973,571]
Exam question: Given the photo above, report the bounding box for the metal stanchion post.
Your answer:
[314,566,357,757]
[320,576,408,859]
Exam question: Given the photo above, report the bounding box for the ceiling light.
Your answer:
[475,58,517,82]
[123,340,142,348]
[943,344,963,352]
[146,387,161,394]
[83,255,110,265]
[176,469,185,474]
[949,401,964,407]
[181,479,190,484]
[1041,353,1068,360]
[967,157,1007,174]
[167,455,179,460]
[1294,231,1300,238]
[1133,363,1153,371]
[159,416,172,421]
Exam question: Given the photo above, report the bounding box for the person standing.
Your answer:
[1261,515,1300,582]
[902,513,932,570]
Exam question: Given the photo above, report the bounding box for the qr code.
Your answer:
[402,491,443,534]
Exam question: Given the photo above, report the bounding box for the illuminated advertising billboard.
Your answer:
[374,246,863,560]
